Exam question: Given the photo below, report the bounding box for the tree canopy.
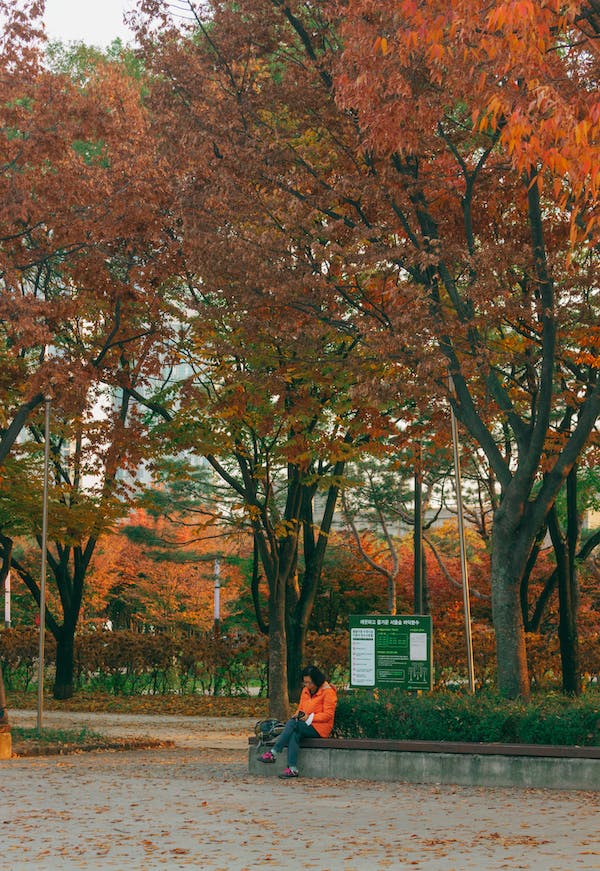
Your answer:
[0,0,598,706]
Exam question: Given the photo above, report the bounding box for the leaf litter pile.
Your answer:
[9,691,268,718]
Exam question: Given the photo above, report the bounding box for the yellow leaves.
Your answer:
[273,518,299,538]
[373,36,389,56]
[244,503,262,521]
[574,119,592,147]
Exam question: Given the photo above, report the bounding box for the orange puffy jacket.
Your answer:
[295,682,337,738]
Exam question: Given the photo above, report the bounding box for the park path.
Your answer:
[1,709,599,870]
[9,707,256,749]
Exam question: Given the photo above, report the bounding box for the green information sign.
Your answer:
[349,614,433,690]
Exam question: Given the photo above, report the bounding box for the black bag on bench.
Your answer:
[254,718,285,751]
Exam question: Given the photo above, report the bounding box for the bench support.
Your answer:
[248,738,600,791]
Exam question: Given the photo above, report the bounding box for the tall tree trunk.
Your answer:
[491,512,531,699]
[267,578,290,721]
[53,625,76,700]
[286,615,304,704]
[285,473,345,700]
[49,555,88,700]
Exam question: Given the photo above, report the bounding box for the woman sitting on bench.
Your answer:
[259,665,337,779]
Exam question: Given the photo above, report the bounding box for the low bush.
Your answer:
[0,627,56,691]
[333,688,600,746]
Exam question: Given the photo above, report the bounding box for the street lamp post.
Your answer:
[414,458,424,615]
[36,395,52,731]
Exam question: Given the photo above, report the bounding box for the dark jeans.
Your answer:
[272,717,319,768]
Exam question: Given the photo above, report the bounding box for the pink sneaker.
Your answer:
[278,767,299,779]
[259,750,276,763]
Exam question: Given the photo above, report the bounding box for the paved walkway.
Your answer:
[1,710,599,870]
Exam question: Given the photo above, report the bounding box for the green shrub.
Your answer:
[333,688,600,746]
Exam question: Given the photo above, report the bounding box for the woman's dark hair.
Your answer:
[301,665,326,688]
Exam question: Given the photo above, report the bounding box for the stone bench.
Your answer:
[248,736,600,791]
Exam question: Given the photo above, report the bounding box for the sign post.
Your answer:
[350,615,433,690]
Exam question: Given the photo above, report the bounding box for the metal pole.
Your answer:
[213,557,221,638]
[4,570,10,628]
[449,376,475,693]
[36,395,51,731]
[413,465,423,615]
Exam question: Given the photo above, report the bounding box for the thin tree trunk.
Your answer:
[548,470,581,696]
[557,558,581,696]
[251,534,268,635]
[562,467,581,696]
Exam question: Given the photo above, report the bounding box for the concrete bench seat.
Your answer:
[248,736,600,790]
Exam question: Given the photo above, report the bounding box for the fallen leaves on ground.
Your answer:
[5,692,266,758]
[8,691,269,718]
[10,725,174,758]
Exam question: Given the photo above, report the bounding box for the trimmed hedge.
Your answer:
[333,688,600,746]
[0,627,267,696]
[0,627,351,696]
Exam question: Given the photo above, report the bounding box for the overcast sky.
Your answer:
[44,0,136,47]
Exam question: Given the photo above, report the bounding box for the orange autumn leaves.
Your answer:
[84,510,246,632]
[344,0,600,247]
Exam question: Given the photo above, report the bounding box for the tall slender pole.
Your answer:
[36,395,51,731]
[449,377,475,693]
[214,557,221,638]
[413,462,424,615]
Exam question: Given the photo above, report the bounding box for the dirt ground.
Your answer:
[1,709,599,871]
[9,707,253,752]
